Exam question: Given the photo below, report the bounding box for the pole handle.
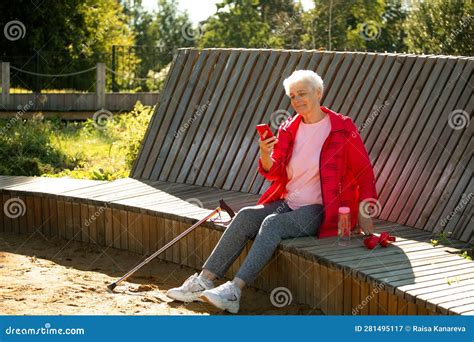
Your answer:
[219,199,235,218]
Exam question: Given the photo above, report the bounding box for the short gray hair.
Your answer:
[283,70,324,96]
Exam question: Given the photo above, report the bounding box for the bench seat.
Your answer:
[1,175,472,315]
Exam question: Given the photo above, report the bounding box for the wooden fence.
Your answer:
[0,62,159,112]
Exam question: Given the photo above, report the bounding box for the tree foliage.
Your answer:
[404,0,473,55]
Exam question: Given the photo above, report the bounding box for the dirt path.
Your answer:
[0,232,321,315]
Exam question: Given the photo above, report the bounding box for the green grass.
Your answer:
[0,101,154,181]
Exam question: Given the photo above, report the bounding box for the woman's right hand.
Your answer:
[258,131,279,156]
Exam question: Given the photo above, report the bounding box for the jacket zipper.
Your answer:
[319,135,330,206]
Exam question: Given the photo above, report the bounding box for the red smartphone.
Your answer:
[256,124,274,141]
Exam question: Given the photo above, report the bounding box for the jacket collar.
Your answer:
[284,106,346,137]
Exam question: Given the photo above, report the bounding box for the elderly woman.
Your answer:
[166,70,378,313]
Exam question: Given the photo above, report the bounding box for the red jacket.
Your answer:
[257,106,378,238]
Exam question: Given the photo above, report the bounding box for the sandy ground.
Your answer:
[0,232,321,315]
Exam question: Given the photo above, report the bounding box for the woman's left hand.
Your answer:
[358,201,375,235]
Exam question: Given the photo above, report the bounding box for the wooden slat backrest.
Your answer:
[131,48,473,242]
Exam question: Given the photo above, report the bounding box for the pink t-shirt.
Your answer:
[284,114,331,210]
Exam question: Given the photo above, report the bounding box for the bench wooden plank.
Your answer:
[412,67,473,230]
[0,176,43,189]
[80,202,89,243]
[225,50,288,192]
[351,54,389,126]
[448,303,474,315]
[423,285,474,313]
[369,54,419,180]
[320,263,328,314]
[377,288,389,314]
[377,56,436,217]
[133,49,192,179]
[176,51,239,185]
[339,53,376,117]
[142,49,199,179]
[390,57,465,224]
[383,57,452,219]
[358,54,399,142]
[433,145,473,238]
[186,50,251,186]
[331,53,366,114]
[111,208,121,249]
[323,52,353,108]
[161,51,221,182]
[170,50,231,183]
[56,179,134,199]
[209,50,273,190]
[56,198,65,239]
[199,50,276,189]
[154,50,213,181]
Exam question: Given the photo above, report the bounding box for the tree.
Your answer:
[366,0,407,53]
[259,0,306,49]
[301,0,385,51]
[150,0,195,69]
[198,0,276,48]
[404,0,473,56]
[120,0,160,91]
[0,0,134,91]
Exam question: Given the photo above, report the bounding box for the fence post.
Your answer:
[96,63,105,109]
[111,45,118,92]
[1,62,10,108]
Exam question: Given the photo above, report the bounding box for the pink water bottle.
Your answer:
[338,207,351,244]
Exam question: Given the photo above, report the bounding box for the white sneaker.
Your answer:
[166,273,214,302]
[200,280,241,314]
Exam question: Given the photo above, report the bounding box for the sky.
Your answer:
[141,0,315,24]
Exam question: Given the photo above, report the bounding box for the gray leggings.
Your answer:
[202,199,324,285]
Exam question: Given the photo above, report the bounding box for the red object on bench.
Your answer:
[363,234,380,249]
[379,231,396,247]
[363,232,396,249]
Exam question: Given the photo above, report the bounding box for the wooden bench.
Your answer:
[1,48,473,315]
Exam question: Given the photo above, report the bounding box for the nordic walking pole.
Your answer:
[107,199,235,292]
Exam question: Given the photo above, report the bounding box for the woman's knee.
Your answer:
[225,207,259,237]
[257,214,282,243]
[231,207,255,226]
[237,205,264,217]
[235,206,266,226]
